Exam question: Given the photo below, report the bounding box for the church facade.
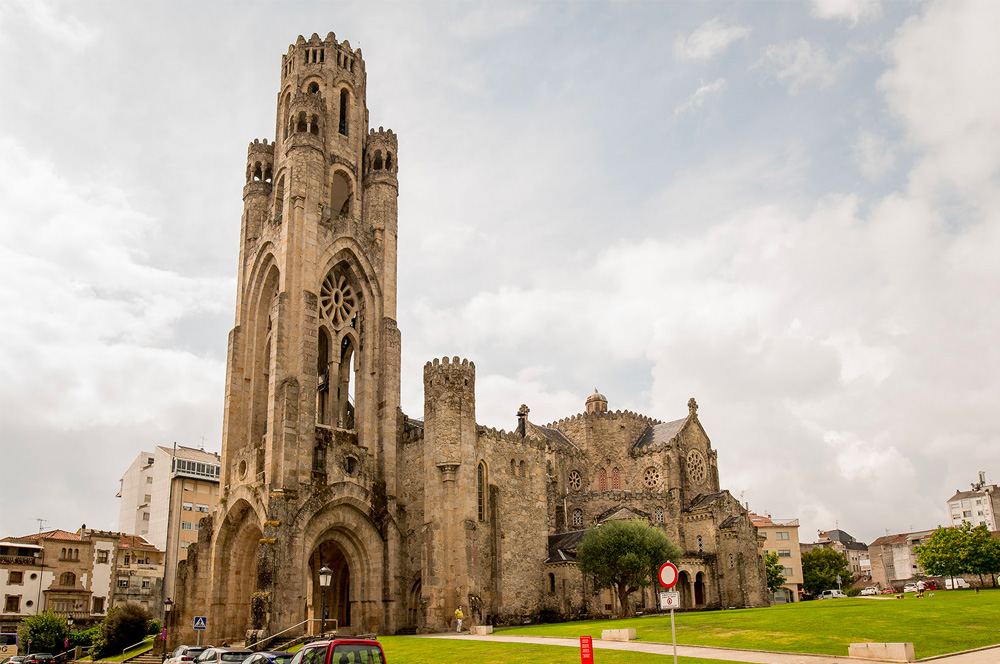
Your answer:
[172,32,768,645]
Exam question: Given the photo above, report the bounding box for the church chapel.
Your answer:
[172,33,768,644]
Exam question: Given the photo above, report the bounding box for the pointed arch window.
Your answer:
[611,468,620,490]
[598,468,607,492]
[339,88,349,136]
[477,461,487,521]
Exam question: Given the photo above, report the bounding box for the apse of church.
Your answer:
[170,32,768,647]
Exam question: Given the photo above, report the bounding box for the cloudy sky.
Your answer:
[1,0,998,547]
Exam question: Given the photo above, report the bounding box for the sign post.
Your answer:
[658,562,679,664]
[193,616,207,646]
[579,635,594,664]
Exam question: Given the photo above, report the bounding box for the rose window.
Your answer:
[643,466,660,489]
[687,449,707,484]
[568,470,582,491]
[320,271,358,328]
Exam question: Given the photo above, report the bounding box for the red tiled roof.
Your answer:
[748,513,775,527]
[117,534,159,551]
[17,529,86,542]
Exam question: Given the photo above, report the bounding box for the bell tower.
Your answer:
[221,29,401,504]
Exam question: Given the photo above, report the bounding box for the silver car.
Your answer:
[194,648,253,664]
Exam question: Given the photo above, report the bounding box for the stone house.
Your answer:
[170,31,769,647]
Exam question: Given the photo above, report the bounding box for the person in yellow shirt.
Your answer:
[454,605,464,632]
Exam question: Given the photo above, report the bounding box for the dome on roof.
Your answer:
[585,388,608,414]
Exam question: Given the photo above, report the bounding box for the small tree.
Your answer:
[91,602,152,660]
[916,525,967,586]
[577,519,682,617]
[18,611,70,654]
[962,524,1000,587]
[801,547,851,596]
[764,551,786,596]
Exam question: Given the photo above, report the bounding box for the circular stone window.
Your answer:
[238,460,248,480]
[643,466,660,489]
[568,470,582,491]
[687,449,707,484]
[320,271,358,329]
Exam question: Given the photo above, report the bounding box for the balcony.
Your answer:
[0,555,37,565]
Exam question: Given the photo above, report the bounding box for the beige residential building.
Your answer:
[868,529,935,589]
[118,446,220,602]
[751,514,803,602]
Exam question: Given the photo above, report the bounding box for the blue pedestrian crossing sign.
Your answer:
[193,616,208,630]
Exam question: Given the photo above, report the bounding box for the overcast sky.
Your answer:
[1,0,998,547]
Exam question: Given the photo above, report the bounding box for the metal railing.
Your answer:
[246,618,337,651]
[121,635,155,659]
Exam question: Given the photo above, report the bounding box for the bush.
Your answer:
[845,586,862,597]
[71,626,100,648]
[146,619,161,635]
[90,602,152,660]
[18,611,70,654]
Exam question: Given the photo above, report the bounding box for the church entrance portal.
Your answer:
[311,541,351,631]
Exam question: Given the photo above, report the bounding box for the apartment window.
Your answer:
[8,571,23,585]
[778,550,791,557]
[97,550,108,564]
[5,596,20,612]
[142,512,149,521]
[93,597,105,613]
[182,502,193,511]
[117,578,129,588]
[146,476,153,484]
[196,504,210,513]
[776,532,790,540]
[124,554,130,566]
[141,579,151,589]
[963,510,972,517]
[182,521,193,530]
[60,572,75,586]
[193,522,200,531]
[782,567,793,576]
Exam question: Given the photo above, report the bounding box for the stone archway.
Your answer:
[310,540,352,631]
[406,578,421,631]
[695,572,706,606]
[213,500,263,642]
[678,571,692,608]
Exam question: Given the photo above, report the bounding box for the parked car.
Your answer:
[288,638,386,664]
[243,652,292,664]
[23,655,54,664]
[903,583,918,593]
[945,577,971,589]
[166,646,212,664]
[8,657,26,664]
[818,589,848,599]
[194,648,253,664]
[860,586,879,596]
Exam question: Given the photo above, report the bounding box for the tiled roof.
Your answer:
[546,530,587,563]
[528,422,579,451]
[749,513,775,527]
[18,529,85,542]
[869,529,937,547]
[946,487,996,502]
[818,529,855,544]
[632,417,687,451]
[117,534,159,551]
[686,491,727,512]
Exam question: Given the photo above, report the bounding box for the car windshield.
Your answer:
[330,645,384,664]
[221,654,250,662]
[271,656,292,664]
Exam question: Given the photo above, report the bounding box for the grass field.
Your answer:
[495,588,1000,658]
[378,636,743,664]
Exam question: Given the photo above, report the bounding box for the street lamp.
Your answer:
[162,598,173,662]
[318,566,332,637]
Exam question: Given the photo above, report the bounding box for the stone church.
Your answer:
[172,32,768,645]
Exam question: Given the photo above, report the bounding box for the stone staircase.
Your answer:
[125,651,165,664]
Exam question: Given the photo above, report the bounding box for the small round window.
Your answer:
[238,460,248,480]
[568,470,582,491]
[643,466,660,488]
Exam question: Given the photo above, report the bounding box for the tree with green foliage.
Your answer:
[801,547,852,596]
[90,602,152,660]
[764,551,786,596]
[18,611,70,654]
[962,523,1000,587]
[577,518,682,617]
[916,525,969,586]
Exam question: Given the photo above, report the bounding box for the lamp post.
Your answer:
[162,598,173,662]
[318,566,332,637]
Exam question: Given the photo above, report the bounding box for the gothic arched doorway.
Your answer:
[310,541,351,631]
[694,572,705,606]
[213,500,263,642]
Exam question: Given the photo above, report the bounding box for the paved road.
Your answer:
[417,633,1000,664]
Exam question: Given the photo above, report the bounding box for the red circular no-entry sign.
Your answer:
[658,561,678,588]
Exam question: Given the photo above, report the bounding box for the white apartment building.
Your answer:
[118,445,220,601]
[947,472,999,530]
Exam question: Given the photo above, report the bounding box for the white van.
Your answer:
[945,578,970,589]
[819,589,848,599]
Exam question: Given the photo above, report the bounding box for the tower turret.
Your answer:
[364,127,399,318]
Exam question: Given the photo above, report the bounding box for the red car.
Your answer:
[287,638,386,664]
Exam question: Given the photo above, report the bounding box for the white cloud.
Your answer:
[758,38,840,93]
[674,78,727,117]
[0,0,97,49]
[675,18,751,62]
[854,131,896,179]
[812,0,882,27]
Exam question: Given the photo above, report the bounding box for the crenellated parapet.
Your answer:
[544,409,662,429]
[245,138,275,186]
[281,32,365,87]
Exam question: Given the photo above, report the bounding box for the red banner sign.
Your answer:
[580,635,594,664]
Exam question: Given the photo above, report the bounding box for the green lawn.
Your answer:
[495,588,1000,658]
[379,636,743,664]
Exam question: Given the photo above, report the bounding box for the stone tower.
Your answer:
[174,32,403,644]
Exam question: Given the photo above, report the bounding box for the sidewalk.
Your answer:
[417,633,1000,664]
